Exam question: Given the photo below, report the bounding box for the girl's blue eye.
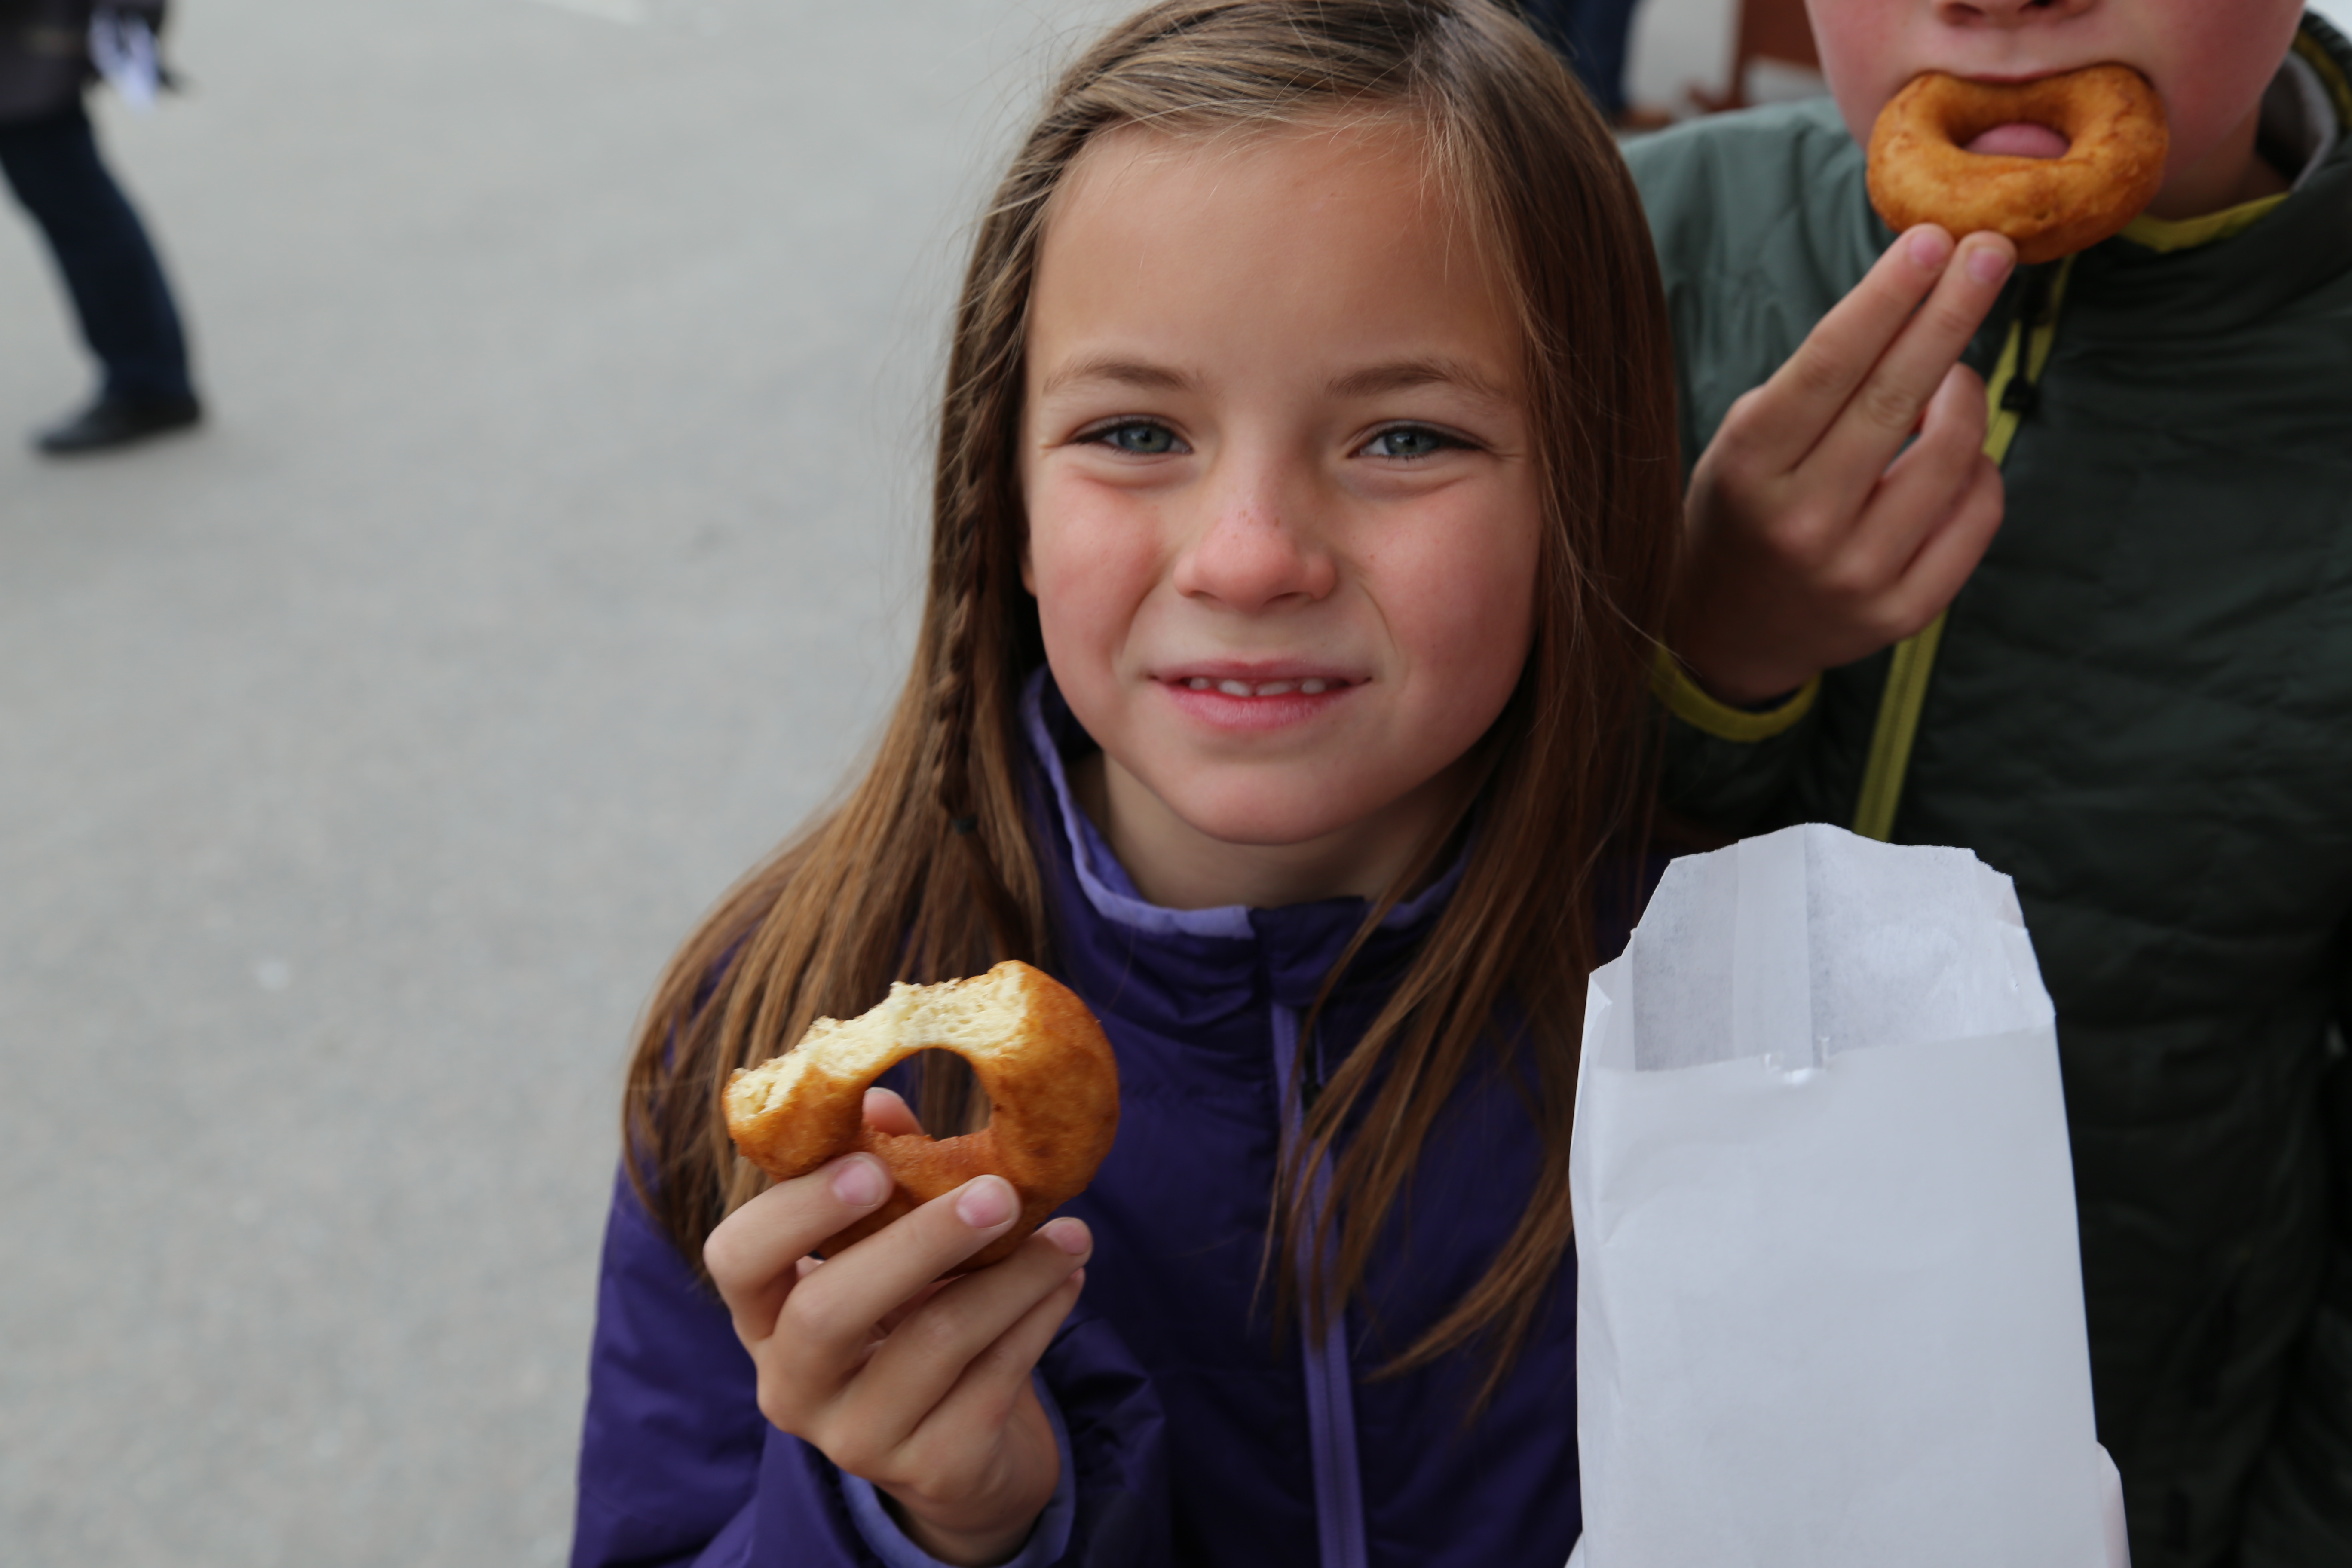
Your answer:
[1092,421,1184,456]
[1363,425,1459,460]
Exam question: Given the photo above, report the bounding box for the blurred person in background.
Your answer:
[1511,0,1646,121]
[0,0,200,455]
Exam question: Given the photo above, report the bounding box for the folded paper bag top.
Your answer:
[1597,821,2052,1074]
[1570,824,2110,1568]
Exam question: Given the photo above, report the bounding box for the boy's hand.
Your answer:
[705,1088,1090,1568]
[1672,226,2018,706]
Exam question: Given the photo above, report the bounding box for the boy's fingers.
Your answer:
[1802,233,2015,505]
[705,1154,894,1343]
[1846,362,1992,582]
[772,1176,1030,1387]
[1886,453,2005,634]
[1727,225,1958,466]
[847,1219,1092,1436]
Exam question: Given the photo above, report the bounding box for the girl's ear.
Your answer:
[1019,535,1036,596]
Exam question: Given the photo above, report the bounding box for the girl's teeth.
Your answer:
[1181,676,1343,696]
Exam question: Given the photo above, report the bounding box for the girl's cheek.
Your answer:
[1385,497,1540,675]
[1029,481,1167,659]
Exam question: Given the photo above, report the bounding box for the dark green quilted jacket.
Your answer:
[1625,18,2352,1568]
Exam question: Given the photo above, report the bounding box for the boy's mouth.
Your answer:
[1965,122,2072,158]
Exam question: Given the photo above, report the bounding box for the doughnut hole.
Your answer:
[900,1047,994,1133]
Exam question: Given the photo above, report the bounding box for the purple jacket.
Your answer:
[573,678,1585,1567]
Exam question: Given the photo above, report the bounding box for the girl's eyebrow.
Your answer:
[1039,356,1199,398]
[1326,357,1510,403]
[1039,355,1509,404]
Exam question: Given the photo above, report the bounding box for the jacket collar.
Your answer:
[1020,668,1464,1017]
[2070,17,2352,332]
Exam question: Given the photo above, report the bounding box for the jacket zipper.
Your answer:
[1851,255,2076,842]
[1271,1000,1370,1568]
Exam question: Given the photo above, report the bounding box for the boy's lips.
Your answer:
[1957,69,2073,86]
[1932,57,2144,90]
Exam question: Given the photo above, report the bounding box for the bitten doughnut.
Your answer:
[723,960,1119,1270]
[1866,65,2168,265]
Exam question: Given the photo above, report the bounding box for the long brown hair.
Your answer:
[624,0,1679,1397]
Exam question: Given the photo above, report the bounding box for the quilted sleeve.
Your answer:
[1653,652,1822,837]
[570,1171,770,1568]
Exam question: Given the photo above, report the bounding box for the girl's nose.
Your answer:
[1170,464,1338,613]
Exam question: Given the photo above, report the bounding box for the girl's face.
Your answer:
[1020,120,1540,911]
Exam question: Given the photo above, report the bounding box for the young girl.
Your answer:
[573,3,1679,1564]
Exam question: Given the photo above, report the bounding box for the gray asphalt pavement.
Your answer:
[0,3,1117,1562]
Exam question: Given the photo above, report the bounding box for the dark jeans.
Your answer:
[1520,0,1642,117]
[0,98,194,403]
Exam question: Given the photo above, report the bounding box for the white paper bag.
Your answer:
[1569,824,2111,1568]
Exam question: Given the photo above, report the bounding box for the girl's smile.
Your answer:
[1157,661,1360,732]
[1019,118,1540,911]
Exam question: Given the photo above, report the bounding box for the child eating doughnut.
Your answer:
[1626,0,2352,1560]
[1865,63,2168,262]
[572,4,1678,1564]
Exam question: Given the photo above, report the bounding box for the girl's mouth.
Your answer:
[1177,675,1343,697]
[1157,669,1360,730]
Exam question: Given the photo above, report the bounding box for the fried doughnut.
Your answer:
[723,960,1119,1270]
[1867,65,2168,265]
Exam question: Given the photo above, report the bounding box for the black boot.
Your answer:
[34,392,203,455]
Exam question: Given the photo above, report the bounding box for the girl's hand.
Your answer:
[704,1089,1092,1568]
[1671,226,2018,706]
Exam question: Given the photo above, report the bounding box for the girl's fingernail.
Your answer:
[1908,227,1953,270]
[830,1156,887,1208]
[1041,1217,1092,1256]
[1967,245,2013,285]
[956,1176,1017,1230]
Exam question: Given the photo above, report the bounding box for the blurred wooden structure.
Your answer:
[1690,0,1822,112]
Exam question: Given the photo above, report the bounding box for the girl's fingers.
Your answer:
[770,1176,1031,1392]
[1726,225,1961,467]
[1799,233,2014,510]
[863,1086,926,1139]
[917,1262,1088,1443]
[876,1276,956,1335]
[704,1154,894,1344]
[843,1219,1093,1442]
[867,1273,1083,1531]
